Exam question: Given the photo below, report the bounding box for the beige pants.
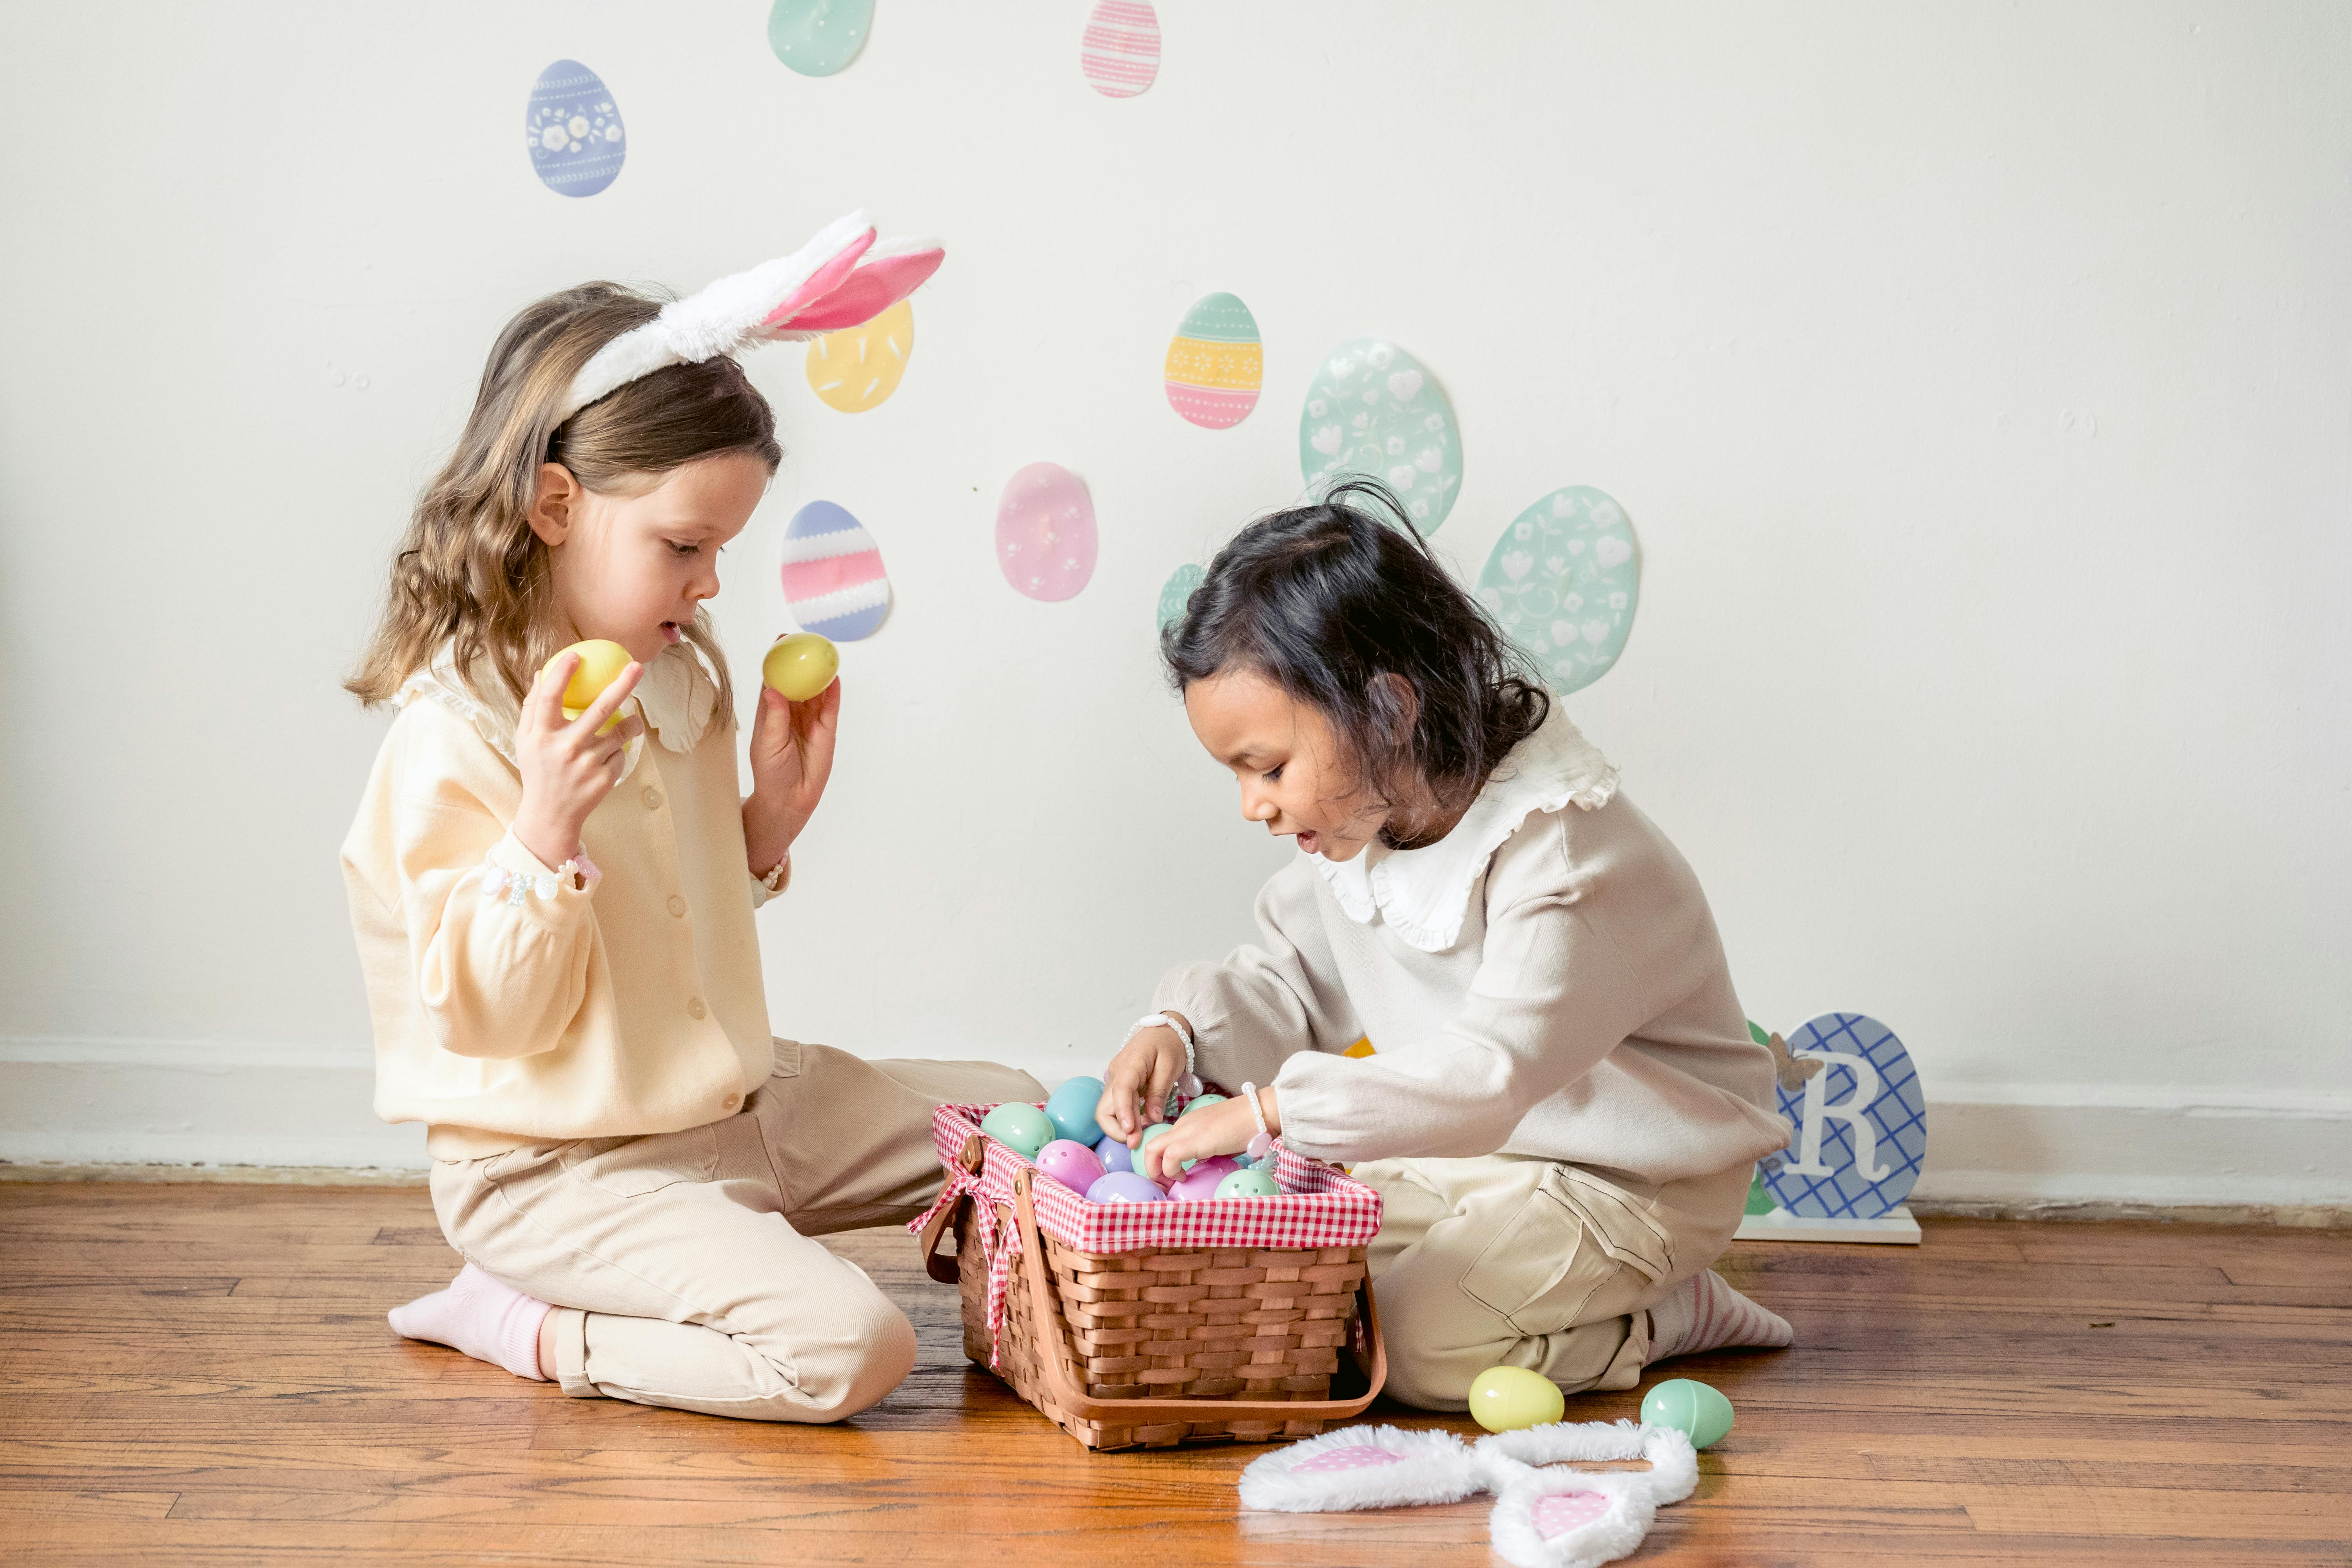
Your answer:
[1351,1154,1751,1411]
[428,1038,1041,1423]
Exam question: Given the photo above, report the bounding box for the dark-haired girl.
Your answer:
[1098,481,1795,1411]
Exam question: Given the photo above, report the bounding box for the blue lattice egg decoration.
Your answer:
[525,60,626,198]
[1761,1013,1927,1219]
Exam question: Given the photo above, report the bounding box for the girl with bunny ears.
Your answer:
[1099,481,1796,1411]
[342,215,1039,1422]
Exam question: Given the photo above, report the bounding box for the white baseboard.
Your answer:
[3,1039,2348,1207]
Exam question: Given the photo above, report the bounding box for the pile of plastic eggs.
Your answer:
[977,1075,1282,1205]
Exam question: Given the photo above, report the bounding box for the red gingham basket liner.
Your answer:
[907,1101,1383,1361]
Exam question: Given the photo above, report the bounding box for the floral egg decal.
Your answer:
[806,299,913,413]
[996,463,1098,603]
[1080,0,1160,97]
[1156,562,1204,632]
[780,500,889,641]
[524,60,626,198]
[1298,336,1462,534]
[768,0,873,77]
[1475,486,1641,696]
[1164,293,1261,429]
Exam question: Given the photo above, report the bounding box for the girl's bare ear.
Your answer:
[526,463,581,546]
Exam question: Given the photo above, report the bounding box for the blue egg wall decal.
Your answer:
[525,60,626,198]
[768,0,874,77]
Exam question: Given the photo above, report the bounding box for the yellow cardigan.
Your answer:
[341,646,779,1160]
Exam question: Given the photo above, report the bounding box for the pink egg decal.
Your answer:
[996,463,1098,602]
[1080,0,1160,98]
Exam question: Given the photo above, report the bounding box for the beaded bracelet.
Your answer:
[1239,1081,1274,1162]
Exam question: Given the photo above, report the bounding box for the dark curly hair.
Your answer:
[1161,479,1552,831]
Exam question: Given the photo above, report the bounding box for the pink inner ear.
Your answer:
[758,228,877,330]
[771,247,944,333]
[1532,1490,1612,1538]
[1292,1446,1410,1475]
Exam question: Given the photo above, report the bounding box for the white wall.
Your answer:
[3,2,2347,1204]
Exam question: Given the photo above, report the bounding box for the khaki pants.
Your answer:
[428,1038,1041,1423]
[1352,1155,1751,1411]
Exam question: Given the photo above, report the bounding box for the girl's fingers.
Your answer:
[574,661,644,737]
[530,654,579,732]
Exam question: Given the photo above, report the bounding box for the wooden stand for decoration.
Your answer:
[1735,1205,1922,1245]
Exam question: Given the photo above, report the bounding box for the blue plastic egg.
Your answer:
[1044,1076,1108,1147]
[524,61,626,198]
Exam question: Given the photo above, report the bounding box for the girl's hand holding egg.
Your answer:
[743,633,842,878]
[1097,1020,1189,1142]
[1137,1091,1272,1184]
[513,644,645,870]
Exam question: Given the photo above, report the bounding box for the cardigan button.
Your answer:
[686,997,707,1020]
[667,895,687,917]
[721,1092,741,1111]
[642,787,663,810]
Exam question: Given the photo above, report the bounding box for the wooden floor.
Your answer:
[0,1187,2346,1566]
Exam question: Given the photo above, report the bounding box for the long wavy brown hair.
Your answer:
[346,282,782,714]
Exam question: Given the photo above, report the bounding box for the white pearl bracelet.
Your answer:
[1125,1011,1202,1110]
[1239,1081,1274,1162]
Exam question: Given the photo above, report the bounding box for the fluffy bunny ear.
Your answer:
[1486,1469,1663,1568]
[759,233,946,337]
[558,210,887,421]
[1237,1425,1486,1514]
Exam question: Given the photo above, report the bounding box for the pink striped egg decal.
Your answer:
[1080,0,1160,98]
[996,464,1097,603]
[779,501,889,640]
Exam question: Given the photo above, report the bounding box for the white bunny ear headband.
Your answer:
[557,209,943,423]
[1238,1420,1700,1568]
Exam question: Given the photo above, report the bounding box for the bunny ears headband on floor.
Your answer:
[558,209,944,422]
[1238,1419,1700,1568]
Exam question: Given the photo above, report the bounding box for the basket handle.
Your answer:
[1013,1169,1387,1426]
[914,1133,990,1286]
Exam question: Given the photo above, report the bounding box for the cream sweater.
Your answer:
[1154,710,1790,1184]
[341,645,780,1160]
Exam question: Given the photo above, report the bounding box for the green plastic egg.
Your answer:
[1177,1093,1227,1117]
[1640,1377,1734,1448]
[980,1102,1054,1161]
[1214,1168,1280,1198]
[1468,1365,1564,1433]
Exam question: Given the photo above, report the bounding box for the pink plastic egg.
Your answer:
[996,462,1097,603]
[1168,1156,1242,1202]
[1036,1139,1107,1195]
[1086,1171,1169,1204]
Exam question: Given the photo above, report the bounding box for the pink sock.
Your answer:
[387,1261,553,1380]
[1647,1269,1793,1361]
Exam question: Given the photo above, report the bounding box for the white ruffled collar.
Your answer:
[394,641,720,773]
[1311,708,1619,953]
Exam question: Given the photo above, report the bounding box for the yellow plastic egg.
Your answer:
[1468,1365,1565,1433]
[762,632,838,702]
[542,639,633,734]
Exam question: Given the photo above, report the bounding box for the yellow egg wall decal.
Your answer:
[806,298,913,413]
[1164,292,1262,429]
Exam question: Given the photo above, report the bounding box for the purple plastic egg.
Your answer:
[1096,1134,1134,1174]
[1168,1156,1242,1202]
[1036,1139,1107,1195]
[1086,1171,1170,1204]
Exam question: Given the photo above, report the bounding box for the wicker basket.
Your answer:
[916,1127,1388,1451]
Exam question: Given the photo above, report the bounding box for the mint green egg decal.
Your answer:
[1476,486,1640,696]
[1157,562,1204,632]
[1299,336,1462,535]
[768,0,872,76]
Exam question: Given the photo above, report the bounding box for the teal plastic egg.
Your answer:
[1133,1122,1176,1178]
[1177,1093,1227,1118]
[1468,1365,1565,1433]
[1213,1168,1280,1199]
[1044,1076,1108,1146]
[980,1102,1054,1161]
[1641,1378,1734,1448]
